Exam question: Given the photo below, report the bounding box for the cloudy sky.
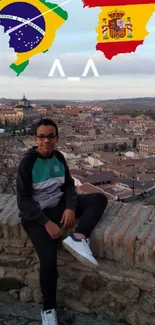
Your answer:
[0,0,155,100]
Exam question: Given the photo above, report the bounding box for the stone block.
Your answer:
[0,270,23,290]
[2,224,9,240]
[126,306,155,325]
[4,240,25,248]
[64,299,89,313]
[20,248,33,255]
[68,261,93,273]
[57,259,65,266]
[24,272,39,288]
[0,255,33,268]
[32,263,40,274]
[124,277,153,293]
[9,288,20,299]
[112,204,142,264]
[124,207,151,266]
[9,224,20,239]
[120,268,146,281]
[103,203,132,259]
[0,244,3,253]
[0,267,5,279]
[81,274,100,291]
[26,239,34,248]
[139,213,154,246]
[19,225,28,241]
[20,286,33,302]
[4,247,21,255]
[57,250,74,262]
[57,280,80,301]
[107,282,140,300]
[58,266,78,282]
[97,269,124,283]
[33,287,42,303]
[140,292,155,314]
[81,289,104,309]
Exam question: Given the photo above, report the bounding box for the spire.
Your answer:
[21,93,27,102]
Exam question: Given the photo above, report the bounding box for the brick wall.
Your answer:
[1,195,155,325]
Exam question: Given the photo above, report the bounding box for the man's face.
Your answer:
[34,125,59,156]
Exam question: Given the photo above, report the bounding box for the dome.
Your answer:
[21,94,29,104]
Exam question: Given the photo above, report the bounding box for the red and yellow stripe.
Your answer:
[82,0,155,59]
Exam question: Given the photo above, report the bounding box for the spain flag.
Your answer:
[82,0,155,59]
[0,0,68,75]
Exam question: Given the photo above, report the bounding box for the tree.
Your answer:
[5,119,8,127]
[0,119,4,128]
[22,116,26,126]
[12,127,16,136]
[121,143,128,151]
[133,138,137,148]
[23,127,27,135]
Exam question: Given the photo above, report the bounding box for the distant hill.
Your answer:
[1,97,155,110]
[97,97,155,111]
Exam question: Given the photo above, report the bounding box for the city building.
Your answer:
[14,95,41,124]
[0,110,23,125]
[138,141,155,155]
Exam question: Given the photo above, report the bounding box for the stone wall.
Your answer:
[1,195,155,325]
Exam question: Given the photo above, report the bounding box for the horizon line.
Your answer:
[1,96,155,101]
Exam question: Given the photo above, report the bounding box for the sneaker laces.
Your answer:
[44,309,58,325]
[81,238,92,254]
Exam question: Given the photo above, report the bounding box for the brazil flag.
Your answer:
[0,0,68,75]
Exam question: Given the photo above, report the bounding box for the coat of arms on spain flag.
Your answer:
[82,0,155,59]
[0,0,68,75]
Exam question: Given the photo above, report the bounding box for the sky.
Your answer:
[0,0,155,100]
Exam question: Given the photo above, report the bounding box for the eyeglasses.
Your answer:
[36,135,57,141]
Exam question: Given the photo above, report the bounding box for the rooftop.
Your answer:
[85,171,117,185]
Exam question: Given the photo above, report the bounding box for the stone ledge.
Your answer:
[0,195,155,325]
[1,195,155,272]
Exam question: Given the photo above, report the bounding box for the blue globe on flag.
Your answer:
[0,1,45,53]
[0,0,68,75]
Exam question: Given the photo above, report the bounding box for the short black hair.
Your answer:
[34,118,58,136]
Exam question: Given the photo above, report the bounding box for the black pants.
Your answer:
[21,193,108,311]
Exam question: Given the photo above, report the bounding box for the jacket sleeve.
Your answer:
[16,157,49,225]
[58,152,77,212]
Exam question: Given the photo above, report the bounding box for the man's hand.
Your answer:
[60,209,75,229]
[45,220,63,240]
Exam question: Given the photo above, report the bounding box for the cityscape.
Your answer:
[1,95,155,205]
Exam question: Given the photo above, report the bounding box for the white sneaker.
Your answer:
[41,309,59,325]
[62,235,99,269]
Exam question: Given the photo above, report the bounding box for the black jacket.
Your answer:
[16,148,77,225]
